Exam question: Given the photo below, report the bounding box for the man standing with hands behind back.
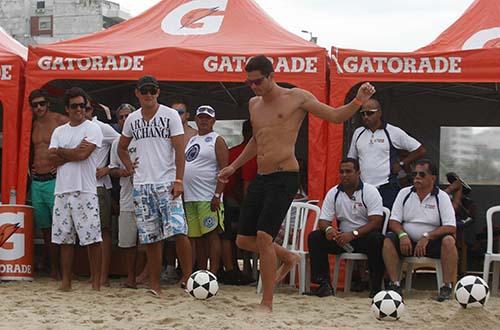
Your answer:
[218,55,376,312]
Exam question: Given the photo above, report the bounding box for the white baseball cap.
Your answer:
[196,105,216,118]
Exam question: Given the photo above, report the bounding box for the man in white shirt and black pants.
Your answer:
[307,158,385,298]
[383,159,457,301]
[48,87,104,292]
[348,99,426,208]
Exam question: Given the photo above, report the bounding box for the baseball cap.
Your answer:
[196,105,216,118]
[136,75,159,89]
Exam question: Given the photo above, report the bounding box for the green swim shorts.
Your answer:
[31,179,56,230]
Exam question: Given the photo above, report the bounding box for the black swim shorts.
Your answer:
[238,172,299,239]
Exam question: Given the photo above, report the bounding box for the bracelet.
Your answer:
[398,232,408,239]
[174,179,182,184]
[353,97,363,107]
[325,226,333,234]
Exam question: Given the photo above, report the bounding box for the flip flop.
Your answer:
[146,289,161,298]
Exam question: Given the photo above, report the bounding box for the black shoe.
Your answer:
[435,285,452,302]
[303,283,334,297]
[387,282,403,298]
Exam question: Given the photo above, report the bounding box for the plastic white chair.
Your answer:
[399,257,443,292]
[483,205,500,294]
[332,207,390,293]
[257,202,321,294]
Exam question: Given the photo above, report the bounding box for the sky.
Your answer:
[112,0,476,51]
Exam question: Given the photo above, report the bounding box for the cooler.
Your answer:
[0,205,34,280]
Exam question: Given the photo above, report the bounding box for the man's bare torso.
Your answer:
[250,88,306,174]
[32,112,68,174]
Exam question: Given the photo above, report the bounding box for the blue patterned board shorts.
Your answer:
[133,182,188,244]
[52,192,103,246]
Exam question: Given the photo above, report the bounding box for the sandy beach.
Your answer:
[1,276,499,330]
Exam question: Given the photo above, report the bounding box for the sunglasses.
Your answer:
[176,110,186,115]
[339,169,354,174]
[197,106,215,116]
[69,102,86,110]
[31,100,47,108]
[119,114,129,120]
[245,75,269,86]
[360,109,379,117]
[139,86,158,95]
[411,171,429,178]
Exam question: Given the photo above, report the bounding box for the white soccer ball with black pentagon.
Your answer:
[371,290,405,321]
[186,270,219,300]
[454,275,490,308]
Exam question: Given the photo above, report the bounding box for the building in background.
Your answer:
[0,0,129,46]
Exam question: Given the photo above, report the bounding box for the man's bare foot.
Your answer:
[256,302,272,313]
[58,285,71,292]
[121,281,137,289]
[92,283,101,291]
[275,252,300,283]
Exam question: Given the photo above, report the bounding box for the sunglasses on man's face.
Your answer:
[245,75,268,87]
[69,102,86,110]
[411,171,429,179]
[119,114,129,120]
[360,109,379,117]
[139,86,158,95]
[339,169,354,175]
[31,100,47,108]
[176,110,186,115]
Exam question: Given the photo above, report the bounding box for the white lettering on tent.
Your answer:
[0,65,12,80]
[341,56,463,74]
[37,56,145,72]
[462,27,500,50]
[161,0,228,36]
[203,56,318,73]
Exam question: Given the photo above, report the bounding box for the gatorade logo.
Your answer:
[462,27,500,50]
[0,213,25,261]
[162,0,228,35]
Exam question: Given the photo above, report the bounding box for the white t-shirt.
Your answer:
[184,132,220,202]
[49,120,103,195]
[319,182,383,233]
[109,137,137,212]
[92,117,120,189]
[121,104,184,184]
[390,186,456,242]
[348,123,421,187]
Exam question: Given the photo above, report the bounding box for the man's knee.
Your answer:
[441,235,457,253]
[383,236,397,253]
[256,231,273,248]
[308,230,323,248]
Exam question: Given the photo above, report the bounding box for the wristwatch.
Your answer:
[352,230,359,237]
[422,232,430,239]
[214,193,221,199]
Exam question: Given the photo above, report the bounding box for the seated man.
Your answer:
[307,158,385,297]
[383,159,457,301]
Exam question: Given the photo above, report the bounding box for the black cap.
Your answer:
[136,75,159,89]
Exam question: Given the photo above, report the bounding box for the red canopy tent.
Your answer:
[0,27,27,204]
[17,0,329,204]
[322,0,500,199]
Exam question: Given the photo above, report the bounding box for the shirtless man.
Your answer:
[29,89,68,279]
[218,55,376,312]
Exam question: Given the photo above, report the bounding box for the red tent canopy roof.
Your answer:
[419,0,500,52]
[32,0,320,55]
[0,27,27,60]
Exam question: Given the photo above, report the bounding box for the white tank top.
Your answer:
[183,131,220,202]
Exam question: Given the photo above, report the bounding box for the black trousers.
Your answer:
[308,230,385,290]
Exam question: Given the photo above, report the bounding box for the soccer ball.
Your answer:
[186,270,219,300]
[371,290,405,321]
[454,275,490,308]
